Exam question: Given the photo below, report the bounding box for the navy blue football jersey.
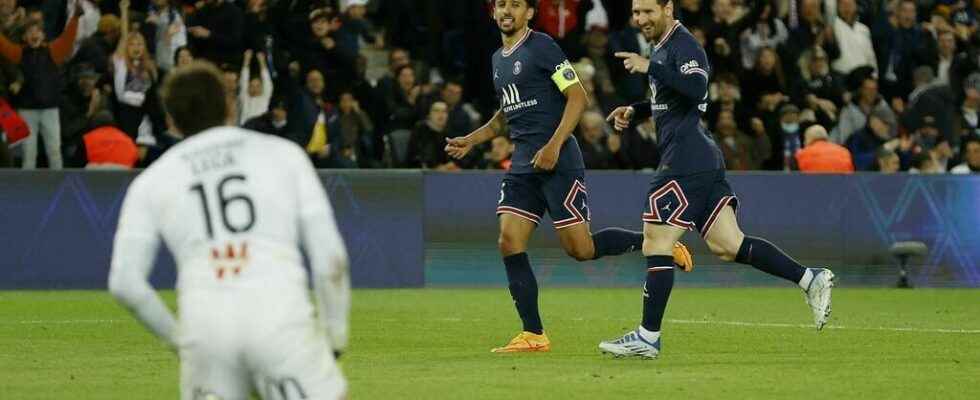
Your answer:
[646,22,725,175]
[492,29,585,174]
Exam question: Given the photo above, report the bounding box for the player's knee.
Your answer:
[707,239,739,262]
[498,232,526,256]
[564,245,593,262]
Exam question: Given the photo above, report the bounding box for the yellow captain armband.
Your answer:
[551,60,580,92]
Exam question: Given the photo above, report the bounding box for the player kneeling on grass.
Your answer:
[597,0,835,359]
[108,61,350,399]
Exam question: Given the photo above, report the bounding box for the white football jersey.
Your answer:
[114,126,340,293]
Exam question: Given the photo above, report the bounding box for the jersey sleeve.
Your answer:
[108,174,178,349]
[535,35,580,93]
[291,144,351,352]
[648,37,710,102]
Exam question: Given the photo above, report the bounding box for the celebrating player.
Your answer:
[598,0,836,359]
[445,0,693,353]
[108,61,350,399]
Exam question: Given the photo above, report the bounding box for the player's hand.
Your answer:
[444,136,473,159]
[606,106,635,131]
[614,52,650,74]
[531,141,560,171]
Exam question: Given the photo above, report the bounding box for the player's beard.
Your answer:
[497,15,523,36]
[641,16,668,43]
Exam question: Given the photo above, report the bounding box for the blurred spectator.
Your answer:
[716,109,771,170]
[744,47,788,115]
[382,64,422,133]
[678,0,710,27]
[301,7,356,99]
[244,97,295,139]
[954,72,980,139]
[376,47,412,102]
[336,91,375,166]
[0,0,27,37]
[847,107,900,170]
[706,73,749,131]
[0,3,80,169]
[573,59,605,114]
[776,104,804,170]
[407,100,457,170]
[70,0,101,55]
[704,0,768,75]
[220,64,239,122]
[950,136,980,173]
[582,29,619,109]
[146,0,187,73]
[60,63,107,165]
[485,134,513,171]
[831,0,877,75]
[785,0,840,76]
[873,0,938,102]
[834,77,895,144]
[335,0,376,55]
[795,124,854,173]
[534,0,592,60]
[934,29,957,84]
[186,0,244,66]
[907,65,938,104]
[112,0,159,149]
[622,118,661,170]
[174,45,192,68]
[439,79,476,139]
[607,24,647,104]
[290,68,341,167]
[793,46,843,125]
[740,1,788,71]
[875,146,901,173]
[579,110,625,169]
[72,110,139,169]
[73,13,120,75]
[238,49,273,125]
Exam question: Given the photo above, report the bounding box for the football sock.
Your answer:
[591,228,643,259]
[503,252,543,334]
[735,236,806,284]
[638,325,661,342]
[641,256,674,332]
[798,268,815,290]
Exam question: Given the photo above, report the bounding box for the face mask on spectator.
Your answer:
[272,119,287,129]
[781,123,800,134]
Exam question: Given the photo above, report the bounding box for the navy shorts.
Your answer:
[496,171,590,229]
[642,169,739,238]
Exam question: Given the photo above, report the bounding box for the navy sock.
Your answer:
[641,255,675,332]
[735,236,806,284]
[591,228,643,259]
[503,253,543,334]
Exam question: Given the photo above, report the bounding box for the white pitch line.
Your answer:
[665,319,980,334]
[4,318,980,335]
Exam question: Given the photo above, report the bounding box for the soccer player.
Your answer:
[598,0,836,358]
[445,0,693,353]
[108,62,350,399]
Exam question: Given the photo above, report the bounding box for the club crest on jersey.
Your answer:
[513,61,522,75]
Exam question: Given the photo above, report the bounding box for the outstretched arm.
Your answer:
[445,109,504,160]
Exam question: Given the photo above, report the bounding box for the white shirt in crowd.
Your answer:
[238,63,274,125]
[831,16,877,75]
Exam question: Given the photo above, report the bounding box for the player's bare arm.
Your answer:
[445,109,504,159]
[531,82,587,171]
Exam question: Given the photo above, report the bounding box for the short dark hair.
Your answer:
[161,61,228,136]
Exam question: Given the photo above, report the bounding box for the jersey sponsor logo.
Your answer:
[514,61,522,75]
[500,83,539,113]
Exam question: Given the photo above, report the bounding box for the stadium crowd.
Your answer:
[0,0,977,174]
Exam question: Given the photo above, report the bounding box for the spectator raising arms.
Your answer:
[0,1,81,169]
[113,0,159,149]
[238,49,273,125]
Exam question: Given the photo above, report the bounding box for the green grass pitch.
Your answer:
[2,288,979,399]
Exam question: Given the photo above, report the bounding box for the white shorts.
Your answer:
[177,290,346,400]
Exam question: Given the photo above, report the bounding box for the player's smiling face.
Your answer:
[495,0,534,36]
[633,0,673,42]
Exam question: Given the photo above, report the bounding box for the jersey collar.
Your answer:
[502,28,532,58]
[654,21,680,50]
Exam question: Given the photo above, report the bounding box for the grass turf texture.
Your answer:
[1,288,979,399]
